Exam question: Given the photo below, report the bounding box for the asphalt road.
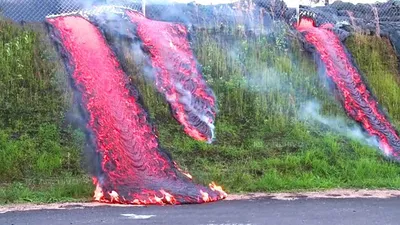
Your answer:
[2,197,400,225]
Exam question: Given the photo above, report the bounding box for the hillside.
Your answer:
[0,15,399,204]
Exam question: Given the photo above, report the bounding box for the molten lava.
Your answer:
[125,10,217,143]
[46,13,226,205]
[295,17,400,158]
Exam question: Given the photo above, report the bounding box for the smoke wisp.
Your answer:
[300,100,380,149]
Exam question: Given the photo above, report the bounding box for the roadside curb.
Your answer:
[2,189,400,213]
[227,189,400,201]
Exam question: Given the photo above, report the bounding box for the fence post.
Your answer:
[142,0,146,16]
[296,0,300,26]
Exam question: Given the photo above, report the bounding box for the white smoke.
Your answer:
[235,52,382,152]
[173,83,216,143]
[300,100,380,148]
[244,67,288,93]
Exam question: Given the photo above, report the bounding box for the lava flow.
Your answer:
[295,17,400,158]
[45,13,226,205]
[124,10,217,143]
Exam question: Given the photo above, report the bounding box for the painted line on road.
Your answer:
[206,224,253,225]
[121,213,156,219]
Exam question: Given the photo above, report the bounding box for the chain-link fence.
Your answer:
[0,0,399,48]
[1,0,399,57]
[0,0,144,22]
[0,0,398,23]
[0,0,253,29]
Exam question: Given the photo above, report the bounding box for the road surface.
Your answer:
[1,197,400,225]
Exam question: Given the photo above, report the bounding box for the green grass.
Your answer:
[0,175,92,204]
[0,19,88,203]
[130,24,400,193]
[346,34,400,129]
[1,19,400,204]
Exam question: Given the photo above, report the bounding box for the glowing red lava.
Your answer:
[295,17,400,158]
[46,14,226,205]
[125,10,217,143]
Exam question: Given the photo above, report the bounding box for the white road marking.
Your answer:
[206,224,253,225]
[121,213,156,219]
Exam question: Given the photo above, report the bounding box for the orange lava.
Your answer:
[92,179,227,205]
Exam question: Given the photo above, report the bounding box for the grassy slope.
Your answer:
[0,20,92,203]
[346,34,400,129]
[1,20,400,204]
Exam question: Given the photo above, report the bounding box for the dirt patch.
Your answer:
[0,202,143,214]
[226,189,400,201]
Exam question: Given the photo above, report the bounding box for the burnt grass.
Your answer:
[0,15,400,204]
